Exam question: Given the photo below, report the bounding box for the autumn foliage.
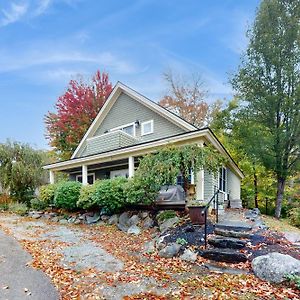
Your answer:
[159,71,221,128]
[45,70,113,159]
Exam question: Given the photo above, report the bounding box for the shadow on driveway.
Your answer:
[0,230,59,300]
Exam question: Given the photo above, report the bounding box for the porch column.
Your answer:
[196,141,205,200]
[190,169,195,185]
[49,170,55,184]
[196,169,205,200]
[128,156,135,178]
[82,165,88,185]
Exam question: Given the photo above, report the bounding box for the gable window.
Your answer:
[219,167,226,192]
[76,173,95,185]
[141,120,154,136]
[110,122,135,136]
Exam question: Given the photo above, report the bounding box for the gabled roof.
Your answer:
[71,81,198,159]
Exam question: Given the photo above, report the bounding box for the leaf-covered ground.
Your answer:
[0,212,299,300]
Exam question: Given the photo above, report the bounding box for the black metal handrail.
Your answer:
[203,186,220,249]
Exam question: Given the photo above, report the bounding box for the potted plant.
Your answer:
[187,199,207,225]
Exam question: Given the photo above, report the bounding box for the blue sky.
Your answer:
[0,0,260,149]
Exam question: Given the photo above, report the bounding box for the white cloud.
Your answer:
[34,0,52,16]
[1,2,28,26]
[0,47,138,75]
[221,10,252,55]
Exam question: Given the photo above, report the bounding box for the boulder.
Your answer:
[74,219,81,225]
[252,252,300,283]
[158,243,181,258]
[117,223,129,233]
[119,212,131,227]
[48,212,58,217]
[31,213,42,219]
[143,216,154,229]
[101,215,110,221]
[159,217,179,233]
[143,241,156,254]
[86,213,101,224]
[180,249,197,262]
[127,225,141,235]
[51,216,59,222]
[59,219,68,225]
[128,215,140,226]
[140,212,149,219]
[68,217,77,223]
[108,214,119,225]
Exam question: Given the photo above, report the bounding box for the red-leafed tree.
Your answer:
[45,70,113,159]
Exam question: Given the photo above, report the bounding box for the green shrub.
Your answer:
[77,182,100,210]
[92,177,128,214]
[0,203,9,211]
[54,181,81,210]
[125,176,160,205]
[30,198,48,211]
[8,202,28,215]
[289,207,300,227]
[39,184,58,205]
[176,238,188,246]
[285,274,300,290]
[157,210,177,223]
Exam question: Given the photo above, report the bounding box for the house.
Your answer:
[43,82,244,208]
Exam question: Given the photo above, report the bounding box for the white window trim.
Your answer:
[110,122,136,137]
[141,120,154,136]
[76,173,96,184]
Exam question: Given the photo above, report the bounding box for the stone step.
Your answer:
[208,237,248,249]
[215,222,252,232]
[214,228,253,239]
[200,248,248,263]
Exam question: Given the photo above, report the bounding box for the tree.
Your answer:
[0,141,44,204]
[45,70,113,159]
[159,70,222,128]
[231,0,300,218]
[212,99,277,211]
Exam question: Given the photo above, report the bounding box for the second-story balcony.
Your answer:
[82,130,139,157]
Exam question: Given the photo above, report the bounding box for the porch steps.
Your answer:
[200,226,250,263]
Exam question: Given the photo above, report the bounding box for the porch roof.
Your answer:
[43,128,244,179]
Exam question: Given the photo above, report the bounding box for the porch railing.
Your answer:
[203,186,220,249]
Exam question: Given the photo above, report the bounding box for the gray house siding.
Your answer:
[204,170,216,201]
[94,92,186,142]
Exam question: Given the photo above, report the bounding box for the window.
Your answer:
[76,173,95,184]
[110,169,129,179]
[110,122,135,136]
[219,167,226,192]
[141,120,154,136]
[176,169,193,187]
[122,124,134,136]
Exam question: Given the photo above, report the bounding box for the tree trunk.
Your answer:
[254,172,258,208]
[274,177,286,219]
[252,164,259,208]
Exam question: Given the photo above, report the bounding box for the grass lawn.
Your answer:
[262,215,300,234]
